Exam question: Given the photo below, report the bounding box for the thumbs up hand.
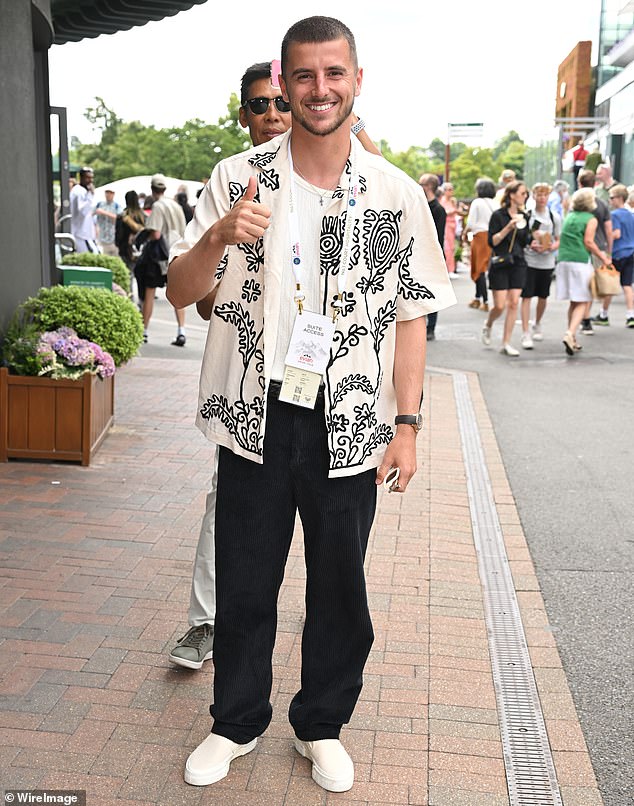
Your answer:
[211,175,271,246]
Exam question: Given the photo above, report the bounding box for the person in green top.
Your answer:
[584,144,603,174]
[555,188,611,355]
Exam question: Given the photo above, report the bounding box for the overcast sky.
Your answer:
[49,0,602,155]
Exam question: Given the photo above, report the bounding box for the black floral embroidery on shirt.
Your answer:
[237,239,264,273]
[320,213,360,277]
[364,209,401,273]
[241,278,261,303]
[200,300,265,455]
[331,374,373,407]
[229,180,261,207]
[258,167,280,191]
[373,299,397,353]
[248,148,279,168]
[215,252,228,281]
[324,206,410,469]
[200,395,264,455]
[332,162,367,199]
[398,238,435,300]
[248,148,281,191]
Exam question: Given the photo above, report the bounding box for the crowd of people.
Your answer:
[59,14,634,798]
[68,169,199,345]
[426,162,634,357]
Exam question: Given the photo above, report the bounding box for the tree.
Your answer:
[382,143,437,182]
[492,130,523,161]
[427,137,446,162]
[497,140,527,180]
[72,95,250,185]
[448,148,501,199]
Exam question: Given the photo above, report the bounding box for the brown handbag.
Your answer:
[591,263,621,297]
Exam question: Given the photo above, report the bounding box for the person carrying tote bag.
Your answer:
[555,188,611,354]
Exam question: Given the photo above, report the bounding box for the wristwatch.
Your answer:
[351,117,366,135]
[395,413,423,433]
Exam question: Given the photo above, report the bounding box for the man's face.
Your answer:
[597,166,611,184]
[280,38,362,138]
[105,191,115,203]
[533,189,549,208]
[80,171,94,188]
[239,77,291,147]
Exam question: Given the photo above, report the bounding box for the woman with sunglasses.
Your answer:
[481,181,531,356]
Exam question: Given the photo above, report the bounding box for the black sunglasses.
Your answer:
[243,96,291,115]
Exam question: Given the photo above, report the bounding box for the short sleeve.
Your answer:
[396,186,456,321]
[169,163,232,264]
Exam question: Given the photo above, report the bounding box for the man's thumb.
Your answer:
[243,175,257,202]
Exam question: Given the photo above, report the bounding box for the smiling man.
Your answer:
[168,16,455,793]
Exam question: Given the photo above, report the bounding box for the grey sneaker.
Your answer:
[169,623,214,669]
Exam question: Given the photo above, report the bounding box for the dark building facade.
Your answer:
[0,0,206,332]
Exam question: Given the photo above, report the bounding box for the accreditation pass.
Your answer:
[278,311,335,409]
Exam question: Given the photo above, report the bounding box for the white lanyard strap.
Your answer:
[287,135,359,319]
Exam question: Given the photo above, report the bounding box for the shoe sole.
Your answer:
[294,739,354,792]
[169,649,213,670]
[184,737,257,786]
[521,344,533,350]
[563,339,575,356]
[592,321,609,326]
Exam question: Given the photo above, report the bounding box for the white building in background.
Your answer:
[593,0,634,183]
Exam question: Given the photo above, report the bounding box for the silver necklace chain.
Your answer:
[293,166,339,206]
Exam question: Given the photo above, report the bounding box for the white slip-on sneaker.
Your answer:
[294,738,354,792]
[185,733,257,786]
[481,325,492,346]
[521,333,534,350]
[531,323,544,341]
[500,343,520,357]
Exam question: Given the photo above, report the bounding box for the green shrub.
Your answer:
[0,312,44,376]
[61,252,131,293]
[21,286,143,366]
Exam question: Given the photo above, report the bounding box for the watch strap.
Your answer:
[351,118,366,135]
[394,414,423,431]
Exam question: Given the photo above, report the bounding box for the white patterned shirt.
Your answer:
[171,130,456,478]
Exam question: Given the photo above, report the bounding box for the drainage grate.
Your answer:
[451,372,563,806]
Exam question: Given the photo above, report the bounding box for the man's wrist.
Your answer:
[351,117,365,135]
[395,413,423,433]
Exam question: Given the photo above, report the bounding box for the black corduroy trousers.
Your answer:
[210,391,376,744]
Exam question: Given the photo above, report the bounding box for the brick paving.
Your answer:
[0,355,604,805]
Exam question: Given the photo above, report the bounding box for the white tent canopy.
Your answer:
[93,175,205,206]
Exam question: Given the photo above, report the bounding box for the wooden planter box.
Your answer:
[0,367,114,466]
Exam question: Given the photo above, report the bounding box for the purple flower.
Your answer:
[36,328,115,380]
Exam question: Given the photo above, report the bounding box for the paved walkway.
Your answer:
[0,350,604,805]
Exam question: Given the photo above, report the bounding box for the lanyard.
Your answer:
[287,135,359,320]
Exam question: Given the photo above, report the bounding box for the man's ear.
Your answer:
[355,67,363,98]
[280,75,289,102]
[238,106,248,130]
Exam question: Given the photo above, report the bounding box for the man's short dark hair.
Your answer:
[578,169,595,188]
[240,62,272,106]
[281,16,357,75]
